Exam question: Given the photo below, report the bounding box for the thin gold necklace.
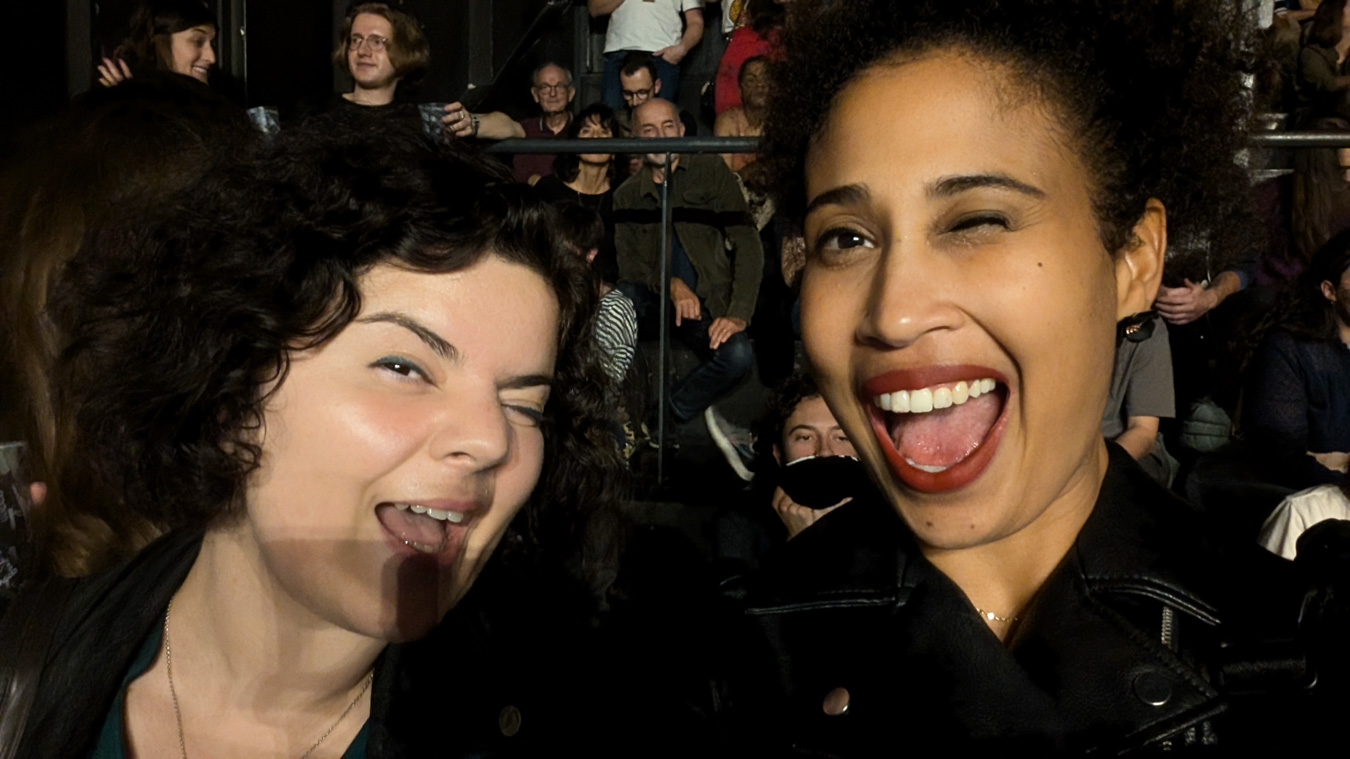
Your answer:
[162,598,374,759]
[976,607,1019,624]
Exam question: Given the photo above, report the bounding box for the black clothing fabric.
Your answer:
[0,531,645,758]
[1243,328,1350,489]
[715,446,1324,754]
[533,174,619,283]
[284,94,423,132]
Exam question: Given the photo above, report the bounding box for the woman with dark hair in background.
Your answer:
[0,121,625,756]
[716,0,1337,752]
[536,103,622,282]
[0,75,255,583]
[97,0,217,87]
[1292,117,1350,273]
[1242,229,1350,490]
[1294,0,1350,125]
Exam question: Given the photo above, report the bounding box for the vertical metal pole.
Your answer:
[657,151,673,484]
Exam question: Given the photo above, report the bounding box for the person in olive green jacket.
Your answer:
[614,97,764,428]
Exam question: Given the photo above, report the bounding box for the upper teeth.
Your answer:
[393,503,465,523]
[875,378,997,414]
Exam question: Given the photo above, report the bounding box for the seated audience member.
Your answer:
[714,372,859,575]
[1293,0,1350,126]
[0,76,255,581]
[1259,475,1350,560]
[291,3,518,141]
[715,56,769,175]
[590,0,704,110]
[614,53,699,139]
[1293,117,1350,275]
[0,121,624,755]
[536,104,623,286]
[1243,228,1350,489]
[614,98,763,462]
[513,63,576,184]
[556,202,638,389]
[96,0,216,87]
[714,0,784,115]
[1103,312,1175,484]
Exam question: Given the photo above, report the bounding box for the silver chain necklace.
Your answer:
[162,598,374,759]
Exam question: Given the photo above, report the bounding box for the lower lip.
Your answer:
[866,382,1012,494]
[378,513,468,569]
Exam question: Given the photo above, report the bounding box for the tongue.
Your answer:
[890,391,1002,468]
[376,504,446,547]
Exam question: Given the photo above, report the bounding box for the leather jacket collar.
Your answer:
[721,447,1300,754]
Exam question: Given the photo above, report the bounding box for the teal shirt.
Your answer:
[88,623,369,758]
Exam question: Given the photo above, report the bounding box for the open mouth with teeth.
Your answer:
[863,366,1011,493]
[375,502,466,555]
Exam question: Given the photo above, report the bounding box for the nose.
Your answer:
[856,240,964,350]
[428,389,512,471]
[203,41,216,65]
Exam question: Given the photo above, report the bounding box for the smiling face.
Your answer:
[348,12,399,91]
[238,257,557,642]
[801,51,1159,553]
[168,24,216,82]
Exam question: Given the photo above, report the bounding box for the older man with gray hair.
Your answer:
[513,62,576,184]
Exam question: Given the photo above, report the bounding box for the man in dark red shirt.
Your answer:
[513,63,575,185]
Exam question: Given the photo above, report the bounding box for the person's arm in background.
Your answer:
[588,0,625,17]
[441,103,526,140]
[711,161,763,347]
[1155,270,1244,325]
[655,7,705,65]
[1116,416,1162,460]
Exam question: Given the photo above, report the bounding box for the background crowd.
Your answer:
[3,0,1350,754]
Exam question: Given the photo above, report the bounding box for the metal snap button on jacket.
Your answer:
[823,687,851,716]
[498,704,522,736]
[1133,671,1173,706]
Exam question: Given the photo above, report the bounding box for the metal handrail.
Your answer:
[484,132,1350,153]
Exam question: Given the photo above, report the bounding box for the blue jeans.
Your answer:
[602,50,682,111]
[619,281,754,423]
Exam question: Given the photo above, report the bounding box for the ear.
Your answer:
[531,89,541,105]
[653,78,663,97]
[772,444,782,466]
[586,247,599,263]
[1323,279,1339,303]
[1115,198,1167,320]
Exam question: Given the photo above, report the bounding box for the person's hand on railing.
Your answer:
[97,57,133,88]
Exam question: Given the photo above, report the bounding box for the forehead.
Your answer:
[635,102,677,127]
[621,68,654,87]
[537,65,568,84]
[806,52,1087,205]
[352,13,393,36]
[785,395,838,431]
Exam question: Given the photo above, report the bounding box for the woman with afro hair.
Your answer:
[716,0,1343,753]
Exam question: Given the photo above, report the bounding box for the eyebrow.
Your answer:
[356,312,457,360]
[928,173,1047,200]
[804,173,1047,217]
[501,374,554,390]
[786,424,842,436]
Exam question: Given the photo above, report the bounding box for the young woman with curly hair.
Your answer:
[717,0,1338,752]
[0,120,625,757]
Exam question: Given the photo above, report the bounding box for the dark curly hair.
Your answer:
[750,371,822,480]
[757,0,1259,275]
[51,119,625,576]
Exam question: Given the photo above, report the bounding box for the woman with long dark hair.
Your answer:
[0,121,624,757]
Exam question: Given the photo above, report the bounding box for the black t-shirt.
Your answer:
[534,175,619,283]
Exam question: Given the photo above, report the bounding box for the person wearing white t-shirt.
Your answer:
[1258,480,1350,560]
[589,0,705,110]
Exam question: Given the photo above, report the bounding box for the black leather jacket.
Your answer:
[716,446,1325,756]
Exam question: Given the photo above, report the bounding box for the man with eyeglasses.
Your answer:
[589,0,705,112]
[512,63,577,184]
